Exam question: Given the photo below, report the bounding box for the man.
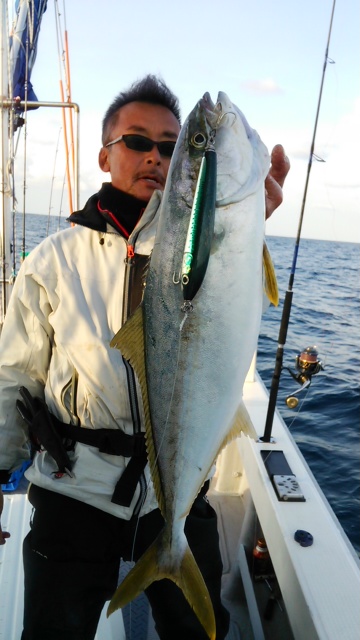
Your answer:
[0,75,289,639]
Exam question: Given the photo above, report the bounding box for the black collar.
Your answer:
[68,183,148,237]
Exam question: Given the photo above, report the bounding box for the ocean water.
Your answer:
[257,236,360,554]
[13,215,360,553]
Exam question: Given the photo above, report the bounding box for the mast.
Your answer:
[0,1,80,324]
[0,0,13,324]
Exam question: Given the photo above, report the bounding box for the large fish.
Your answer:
[108,91,278,639]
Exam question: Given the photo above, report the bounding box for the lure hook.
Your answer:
[215,110,237,128]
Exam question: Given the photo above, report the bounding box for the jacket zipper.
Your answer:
[121,231,147,515]
[121,244,135,323]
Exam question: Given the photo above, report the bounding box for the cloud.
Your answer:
[241,78,284,95]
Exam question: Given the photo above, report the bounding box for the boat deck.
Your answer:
[1,372,359,639]
[0,477,294,640]
[0,477,293,640]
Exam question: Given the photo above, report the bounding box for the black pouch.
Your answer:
[16,387,73,476]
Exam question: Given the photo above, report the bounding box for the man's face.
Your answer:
[99,101,180,202]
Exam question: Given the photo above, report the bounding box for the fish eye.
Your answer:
[191,132,207,149]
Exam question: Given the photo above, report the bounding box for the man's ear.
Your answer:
[99,147,110,173]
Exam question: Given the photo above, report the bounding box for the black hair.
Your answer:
[101,74,181,145]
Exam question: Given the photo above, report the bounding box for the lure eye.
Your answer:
[191,132,207,149]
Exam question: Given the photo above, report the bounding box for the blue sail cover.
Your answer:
[10,0,48,106]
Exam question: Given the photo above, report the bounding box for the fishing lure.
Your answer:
[181,146,217,302]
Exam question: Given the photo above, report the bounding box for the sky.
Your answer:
[8,0,360,242]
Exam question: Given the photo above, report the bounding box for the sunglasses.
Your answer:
[105,134,176,158]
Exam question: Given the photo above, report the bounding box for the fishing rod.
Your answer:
[261,0,336,442]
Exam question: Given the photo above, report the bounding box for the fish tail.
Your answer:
[174,543,216,640]
[107,529,216,640]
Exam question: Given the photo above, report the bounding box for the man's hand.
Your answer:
[265,144,290,219]
[0,488,10,545]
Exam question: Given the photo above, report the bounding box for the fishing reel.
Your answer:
[285,346,324,408]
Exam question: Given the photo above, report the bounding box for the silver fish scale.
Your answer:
[108,92,270,640]
[142,93,269,529]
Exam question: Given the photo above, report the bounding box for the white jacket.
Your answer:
[0,190,162,520]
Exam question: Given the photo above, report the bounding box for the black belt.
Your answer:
[55,418,147,507]
[55,420,145,458]
[16,386,147,509]
[53,418,148,508]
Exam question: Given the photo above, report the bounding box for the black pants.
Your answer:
[21,484,229,640]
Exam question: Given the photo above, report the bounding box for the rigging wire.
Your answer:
[57,164,66,230]
[47,126,62,236]
[5,1,20,280]
[6,0,48,267]
[54,0,74,214]
[262,0,337,442]
[1,0,13,318]
[2,0,75,321]
[16,0,46,261]
[6,2,17,279]
[20,16,30,263]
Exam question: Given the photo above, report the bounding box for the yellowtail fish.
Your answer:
[109,91,278,639]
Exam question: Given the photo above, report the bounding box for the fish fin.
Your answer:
[110,307,165,514]
[107,533,160,615]
[232,402,258,439]
[107,530,216,640]
[263,241,279,306]
[216,402,257,457]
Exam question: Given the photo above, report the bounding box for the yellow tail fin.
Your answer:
[107,529,216,640]
[263,240,279,306]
